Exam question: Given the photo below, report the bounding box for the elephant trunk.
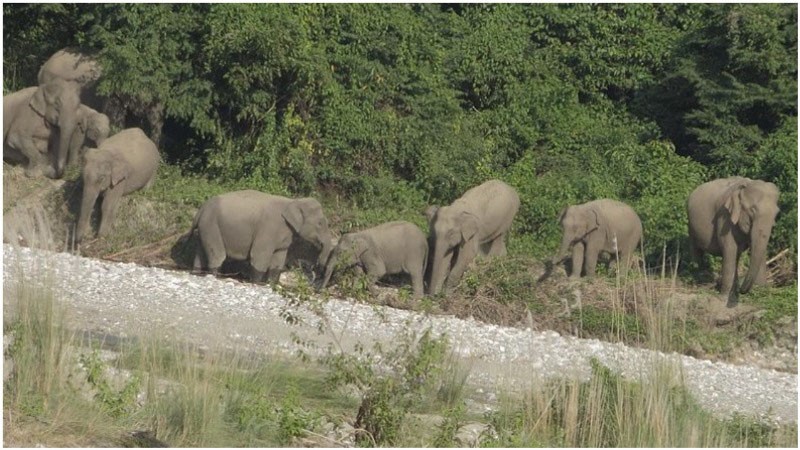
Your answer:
[55,115,78,178]
[320,253,337,290]
[317,236,333,271]
[427,241,453,296]
[76,185,99,242]
[553,233,572,265]
[740,221,771,294]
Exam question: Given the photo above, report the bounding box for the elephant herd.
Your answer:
[4,49,781,304]
[3,49,161,243]
[190,176,779,304]
[190,180,520,298]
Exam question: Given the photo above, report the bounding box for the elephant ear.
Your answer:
[723,182,748,225]
[29,85,59,118]
[284,198,319,232]
[581,207,602,237]
[460,212,480,242]
[110,160,129,187]
[352,235,376,261]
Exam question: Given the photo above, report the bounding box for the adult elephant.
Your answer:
[5,87,110,177]
[76,128,160,242]
[687,177,780,301]
[552,199,643,279]
[4,86,59,177]
[35,48,102,178]
[190,190,334,284]
[320,221,428,299]
[426,179,520,296]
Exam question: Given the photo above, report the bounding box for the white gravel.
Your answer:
[3,243,797,425]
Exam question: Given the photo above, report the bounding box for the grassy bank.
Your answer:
[3,161,797,371]
[3,262,797,447]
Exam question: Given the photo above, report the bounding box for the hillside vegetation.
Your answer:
[4,3,796,261]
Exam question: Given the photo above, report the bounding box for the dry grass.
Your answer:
[488,358,797,447]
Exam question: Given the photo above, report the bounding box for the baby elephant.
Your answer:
[320,221,428,298]
[552,199,642,279]
[76,128,160,242]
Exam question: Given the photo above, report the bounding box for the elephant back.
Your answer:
[38,49,102,87]
[455,180,520,240]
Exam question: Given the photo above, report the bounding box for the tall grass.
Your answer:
[482,251,797,448]
[486,359,797,447]
[3,260,125,446]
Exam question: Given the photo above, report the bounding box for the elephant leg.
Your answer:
[615,250,633,280]
[198,227,226,275]
[192,251,204,274]
[97,186,124,238]
[8,135,46,177]
[719,242,739,301]
[484,235,508,257]
[753,259,769,286]
[264,248,289,284]
[583,240,601,278]
[445,241,478,291]
[410,266,425,299]
[570,242,585,278]
[251,268,268,285]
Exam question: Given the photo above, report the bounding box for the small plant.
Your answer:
[431,403,466,447]
[322,325,449,446]
[276,385,318,444]
[79,348,141,418]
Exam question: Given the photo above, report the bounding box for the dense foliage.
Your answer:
[4,3,796,261]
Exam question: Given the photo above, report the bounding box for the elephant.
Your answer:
[4,86,110,177]
[76,128,160,242]
[552,199,643,279]
[687,177,780,301]
[35,48,102,178]
[3,86,59,177]
[190,190,334,284]
[426,179,520,296]
[66,105,111,167]
[320,221,428,298]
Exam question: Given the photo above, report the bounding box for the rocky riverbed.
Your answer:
[3,243,797,425]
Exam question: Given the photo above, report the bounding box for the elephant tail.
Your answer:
[421,237,430,283]
[190,206,204,234]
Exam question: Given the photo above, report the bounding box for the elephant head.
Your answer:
[426,205,480,295]
[30,80,82,178]
[84,109,110,146]
[722,179,780,294]
[320,233,377,289]
[28,83,64,129]
[553,204,602,264]
[282,198,334,270]
[35,49,102,178]
[69,107,111,166]
[76,147,132,241]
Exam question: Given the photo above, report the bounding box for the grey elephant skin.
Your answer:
[321,221,429,298]
[190,190,334,284]
[4,86,60,177]
[687,177,779,299]
[76,128,160,242]
[36,48,102,178]
[553,199,643,279]
[66,104,111,167]
[4,86,110,177]
[426,179,520,296]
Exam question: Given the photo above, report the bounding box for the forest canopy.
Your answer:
[3,3,797,260]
